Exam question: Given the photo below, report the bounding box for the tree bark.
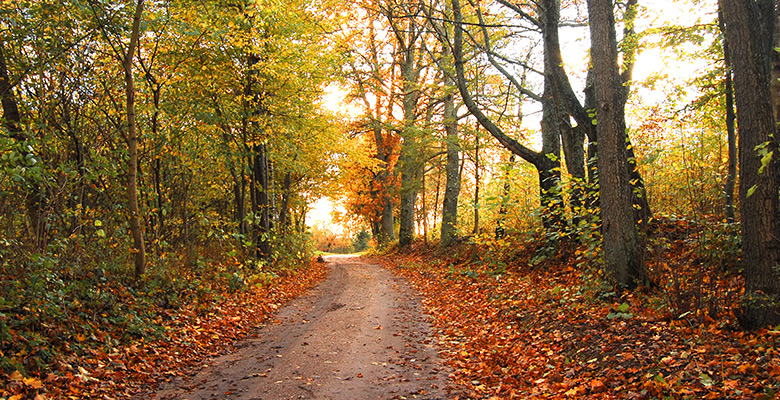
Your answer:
[587,0,646,288]
[372,124,396,244]
[124,0,146,280]
[539,0,570,229]
[243,50,271,262]
[396,14,422,249]
[721,0,780,329]
[0,39,23,141]
[718,7,737,223]
[253,143,271,260]
[472,127,480,235]
[441,40,460,247]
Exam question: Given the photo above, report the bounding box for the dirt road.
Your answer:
[152,255,450,400]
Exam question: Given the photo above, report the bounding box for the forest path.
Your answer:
[151,255,450,400]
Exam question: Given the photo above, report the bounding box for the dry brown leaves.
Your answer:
[372,243,780,399]
[1,259,327,400]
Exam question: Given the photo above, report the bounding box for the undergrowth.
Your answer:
[0,234,313,382]
[372,219,777,399]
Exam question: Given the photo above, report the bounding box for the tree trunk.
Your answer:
[441,44,460,247]
[539,0,571,230]
[718,8,738,224]
[472,127,480,235]
[124,0,146,280]
[587,0,646,288]
[721,0,780,329]
[253,143,271,260]
[397,19,422,249]
[373,126,396,244]
[421,168,428,244]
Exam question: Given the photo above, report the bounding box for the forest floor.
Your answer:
[149,255,450,400]
[372,238,780,399]
[5,230,780,400]
[1,255,329,399]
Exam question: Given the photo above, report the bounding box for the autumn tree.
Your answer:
[380,0,428,248]
[343,8,401,245]
[717,7,738,223]
[720,0,780,328]
[440,32,461,247]
[587,0,646,288]
[452,0,570,231]
[416,0,463,246]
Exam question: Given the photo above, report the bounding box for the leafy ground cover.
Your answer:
[0,251,327,400]
[373,227,780,399]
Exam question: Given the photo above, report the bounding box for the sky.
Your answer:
[308,196,346,235]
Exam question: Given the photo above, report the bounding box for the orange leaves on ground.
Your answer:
[372,244,780,399]
[1,259,327,399]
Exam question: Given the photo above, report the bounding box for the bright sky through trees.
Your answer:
[310,0,720,236]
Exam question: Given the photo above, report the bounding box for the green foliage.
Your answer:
[269,231,315,273]
[446,263,481,280]
[0,240,276,376]
[607,302,634,320]
[352,228,371,253]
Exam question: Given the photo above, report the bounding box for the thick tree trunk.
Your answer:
[379,194,395,243]
[0,41,22,142]
[397,22,422,249]
[243,50,272,262]
[124,0,146,280]
[587,0,646,288]
[539,0,571,230]
[721,0,780,329]
[441,46,460,247]
[373,127,396,244]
